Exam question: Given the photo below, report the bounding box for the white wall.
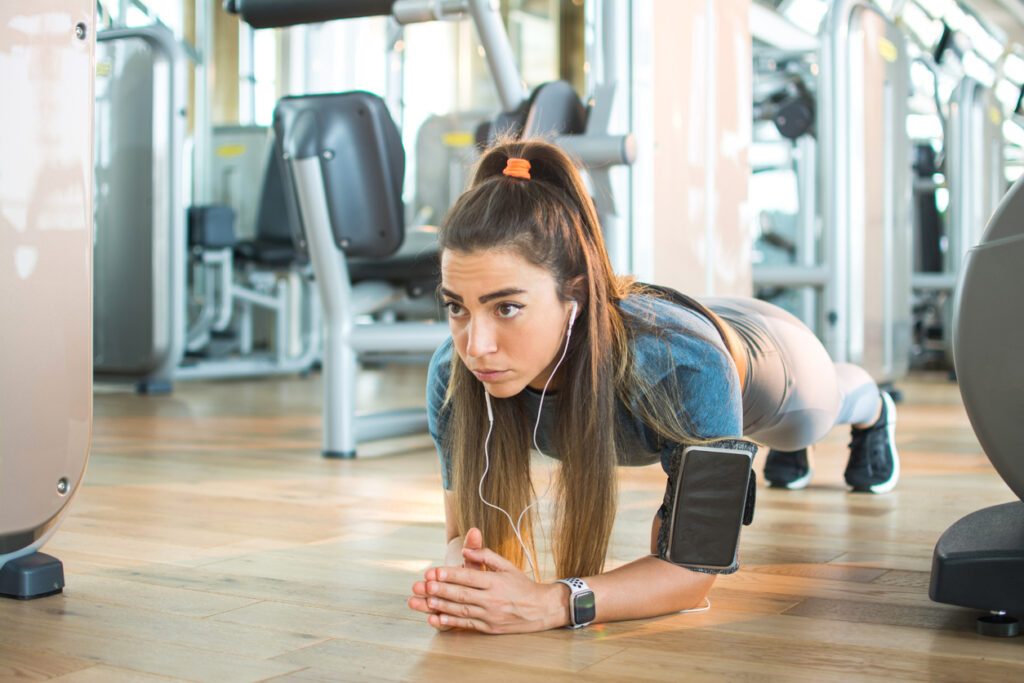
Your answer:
[631,0,753,297]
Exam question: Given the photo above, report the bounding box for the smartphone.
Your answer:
[665,445,754,571]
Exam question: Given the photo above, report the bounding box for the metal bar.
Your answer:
[290,156,357,456]
[193,0,213,205]
[820,0,855,362]
[912,272,958,291]
[752,265,830,288]
[385,17,405,127]
[212,249,234,330]
[275,280,289,363]
[239,303,253,354]
[355,409,430,442]
[796,135,818,329]
[232,284,282,310]
[175,353,317,380]
[466,0,528,112]
[348,323,450,352]
[238,22,256,124]
[185,257,217,351]
[554,133,637,167]
[393,0,467,23]
[228,0,398,29]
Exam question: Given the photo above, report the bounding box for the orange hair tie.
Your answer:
[503,157,531,180]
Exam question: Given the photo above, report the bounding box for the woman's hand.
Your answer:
[411,528,486,631]
[445,527,484,569]
[408,538,568,634]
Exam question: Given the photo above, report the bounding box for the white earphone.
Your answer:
[479,299,578,581]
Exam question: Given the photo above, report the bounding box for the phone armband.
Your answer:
[656,439,758,573]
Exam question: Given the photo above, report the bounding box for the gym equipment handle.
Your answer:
[556,133,637,168]
[224,0,398,29]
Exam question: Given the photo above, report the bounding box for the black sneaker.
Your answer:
[764,448,812,489]
[845,391,899,493]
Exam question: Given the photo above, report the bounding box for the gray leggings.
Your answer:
[704,297,882,451]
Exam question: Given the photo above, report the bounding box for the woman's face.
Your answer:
[440,248,576,399]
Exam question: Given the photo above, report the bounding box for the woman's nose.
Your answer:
[465,319,498,358]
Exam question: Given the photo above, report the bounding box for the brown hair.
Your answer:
[439,138,718,578]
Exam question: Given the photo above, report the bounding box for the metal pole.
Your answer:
[385,17,405,129]
[796,135,818,330]
[238,21,256,124]
[193,0,213,204]
[465,0,528,112]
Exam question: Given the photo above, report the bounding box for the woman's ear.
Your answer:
[565,276,587,311]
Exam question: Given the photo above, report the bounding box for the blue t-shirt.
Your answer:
[426,294,743,489]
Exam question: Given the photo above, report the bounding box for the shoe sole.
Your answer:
[850,392,900,494]
[767,468,813,490]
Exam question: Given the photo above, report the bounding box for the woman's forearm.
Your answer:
[577,555,716,624]
[415,540,715,632]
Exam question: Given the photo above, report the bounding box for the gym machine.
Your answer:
[819,0,912,385]
[93,26,322,393]
[751,0,913,388]
[1,0,93,599]
[227,0,636,457]
[750,50,819,329]
[912,76,1005,368]
[929,174,1024,637]
[93,25,187,393]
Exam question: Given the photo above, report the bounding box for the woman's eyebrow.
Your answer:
[440,287,527,303]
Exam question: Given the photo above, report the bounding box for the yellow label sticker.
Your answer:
[442,132,475,148]
[878,37,898,63]
[990,107,1003,126]
[96,61,112,77]
[216,144,247,158]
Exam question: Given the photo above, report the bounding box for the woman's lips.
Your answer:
[472,369,509,382]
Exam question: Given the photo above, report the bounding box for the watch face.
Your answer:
[574,590,596,625]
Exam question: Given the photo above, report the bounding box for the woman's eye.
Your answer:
[444,302,465,317]
[496,303,523,319]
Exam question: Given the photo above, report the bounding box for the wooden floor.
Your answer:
[2,367,1022,682]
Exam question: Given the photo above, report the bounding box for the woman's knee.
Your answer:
[751,408,835,451]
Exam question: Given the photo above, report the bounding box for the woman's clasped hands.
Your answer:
[407,527,568,634]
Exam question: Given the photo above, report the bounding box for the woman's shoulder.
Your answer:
[616,294,743,446]
[620,293,730,364]
[618,294,735,389]
[427,336,454,399]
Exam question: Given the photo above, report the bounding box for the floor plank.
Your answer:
[47,665,187,682]
[0,643,95,681]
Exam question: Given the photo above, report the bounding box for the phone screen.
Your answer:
[667,446,753,570]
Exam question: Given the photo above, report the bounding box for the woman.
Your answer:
[407,139,897,634]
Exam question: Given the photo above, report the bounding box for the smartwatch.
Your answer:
[557,577,596,628]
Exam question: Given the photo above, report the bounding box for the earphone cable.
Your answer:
[513,303,577,566]
[478,302,577,583]
[478,401,541,580]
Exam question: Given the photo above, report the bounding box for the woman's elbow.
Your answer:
[672,569,716,611]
